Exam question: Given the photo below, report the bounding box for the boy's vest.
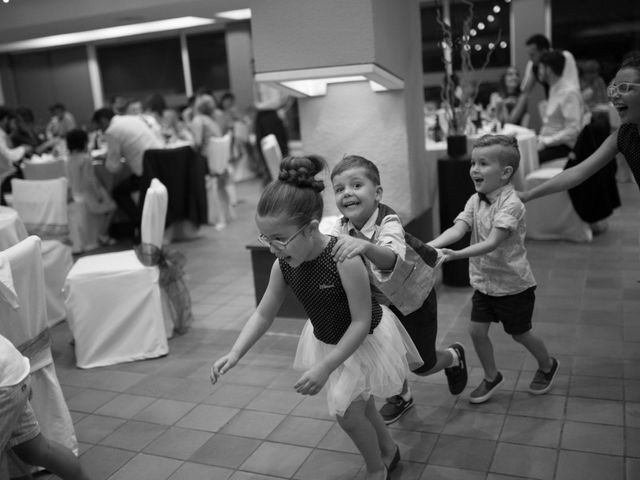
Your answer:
[370,204,440,315]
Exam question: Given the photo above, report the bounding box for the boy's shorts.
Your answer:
[390,289,438,374]
[0,377,41,451]
[471,286,536,335]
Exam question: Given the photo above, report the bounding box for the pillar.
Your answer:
[250,0,430,233]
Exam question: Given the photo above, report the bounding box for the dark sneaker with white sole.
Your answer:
[469,372,504,404]
[379,395,414,424]
[529,357,559,395]
[444,342,468,395]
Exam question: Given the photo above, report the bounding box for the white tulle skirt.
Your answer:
[293,305,423,417]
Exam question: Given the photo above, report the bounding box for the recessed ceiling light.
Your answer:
[0,16,215,53]
[216,9,252,20]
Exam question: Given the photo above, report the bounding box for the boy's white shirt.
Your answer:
[330,206,407,267]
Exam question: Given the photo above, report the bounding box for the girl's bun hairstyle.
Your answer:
[277,155,326,193]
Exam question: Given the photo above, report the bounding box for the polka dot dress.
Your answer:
[618,123,640,190]
[280,236,382,345]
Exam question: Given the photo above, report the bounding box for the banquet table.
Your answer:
[0,206,28,250]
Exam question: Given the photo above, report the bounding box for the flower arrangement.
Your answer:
[436,0,501,137]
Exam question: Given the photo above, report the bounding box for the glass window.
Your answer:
[97,37,185,101]
[421,0,511,74]
[552,0,640,82]
[186,31,230,93]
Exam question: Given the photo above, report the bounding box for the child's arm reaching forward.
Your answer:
[440,226,509,261]
[293,256,373,396]
[210,260,286,384]
[427,220,469,249]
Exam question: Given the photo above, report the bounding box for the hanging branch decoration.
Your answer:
[436,0,501,136]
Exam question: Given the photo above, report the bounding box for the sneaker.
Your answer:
[529,357,559,395]
[444,342,468,395]
[379,395,414,425]
[469,372,504,404]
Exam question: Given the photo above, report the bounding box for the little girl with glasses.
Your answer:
[210,155,421,480]
[520,52,640,202]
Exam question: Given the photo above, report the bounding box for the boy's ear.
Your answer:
[501,165,514,180]
[375,185,383,201]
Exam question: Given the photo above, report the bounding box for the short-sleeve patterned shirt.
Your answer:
[454,184,536,296]
[279,236,382,345]
[617,123,640,190]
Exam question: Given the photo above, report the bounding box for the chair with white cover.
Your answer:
[10,178,74,326]
[0,236,78,476]
[205,133,235,228]
[22,158,67,180]
[260,134,283,183]
[525,164,593,243]
[64,178,171,368]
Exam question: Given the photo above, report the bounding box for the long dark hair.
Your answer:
[257,155,327,227]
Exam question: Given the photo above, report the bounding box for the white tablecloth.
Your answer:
[0,206,28,250]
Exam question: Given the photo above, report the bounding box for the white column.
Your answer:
[180,32,193,97]
[86,44,103,110]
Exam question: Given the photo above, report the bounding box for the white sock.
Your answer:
[400,387,412,402]
[447,347,460,367]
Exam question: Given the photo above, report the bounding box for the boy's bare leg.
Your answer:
[512,331,553,371]
[469,322,499,380]
[12,434,90,480]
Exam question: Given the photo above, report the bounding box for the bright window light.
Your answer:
[216,9,252,20]
[0,17,215,53]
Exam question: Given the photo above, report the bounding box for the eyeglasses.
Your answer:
[257,222,309,249]
[607,82,640,98]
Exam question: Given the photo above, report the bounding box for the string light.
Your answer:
[493,5,501,13]
[474,44,482,51]
[487,14,495,22]
[488,42,495,50]
[470,28,477,36]
[477,22,485,30]
[499,41,508,48]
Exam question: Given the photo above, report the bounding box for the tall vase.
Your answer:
[437,135,475,287]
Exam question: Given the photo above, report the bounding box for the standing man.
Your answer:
[509,34,580,125]
[536,50,584,164]
[254,83,289,183]
[92,108,163,231]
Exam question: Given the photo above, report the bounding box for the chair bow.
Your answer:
[135,243,193,334]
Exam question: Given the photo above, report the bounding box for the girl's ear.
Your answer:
[306,219,320,235]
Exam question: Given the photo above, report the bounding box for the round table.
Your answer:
[0,206,28,250]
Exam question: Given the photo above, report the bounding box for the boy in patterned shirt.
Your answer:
[429,134,558,403]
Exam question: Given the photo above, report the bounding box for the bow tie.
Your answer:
[478,192,491,204]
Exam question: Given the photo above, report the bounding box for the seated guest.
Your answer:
[0,106,32,205]
[92,107,163,232]
[66,128,117,249]
[537,50,584,164]
[46,103,76,139]
[161,108,194,147]
[488,66,527,126]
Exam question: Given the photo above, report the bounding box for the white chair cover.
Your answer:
[64,180,170,369]
[10,178,74,327]
[261,134,283,182]
[0,236,78,476]
[22,159,68,180]
[525,166,593,243]
[0,206,28,251]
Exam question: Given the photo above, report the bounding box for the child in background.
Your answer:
[211,155,421,479]
[66,128,117,249]
[330,155,468,424]
[0,333,90,479]
[429,135,558,403]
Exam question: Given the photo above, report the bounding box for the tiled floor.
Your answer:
[38,178,640,480]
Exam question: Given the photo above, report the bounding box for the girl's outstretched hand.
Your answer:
[210,351,239,385]
[294,365,330,395]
